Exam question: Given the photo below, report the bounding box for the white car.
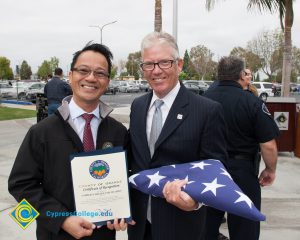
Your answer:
[0,83,16,98]
[252,82,274,100]
[12,82,46,99]
[119,81,139,93]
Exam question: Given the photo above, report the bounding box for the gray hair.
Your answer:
[217,56,245,81]
[141,32,179,59]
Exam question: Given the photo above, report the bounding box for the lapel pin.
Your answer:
[177,114,183,120]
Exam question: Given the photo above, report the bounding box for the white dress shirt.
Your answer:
[146,81,181,143]
[146,81,181,222]
[69,98,101,148]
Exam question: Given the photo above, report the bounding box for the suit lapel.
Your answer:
[155,86,189,151]
[134,93,153,160]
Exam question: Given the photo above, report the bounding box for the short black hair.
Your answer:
[70,43,113,76]
[54,68,63,76]
[217,56,244,81]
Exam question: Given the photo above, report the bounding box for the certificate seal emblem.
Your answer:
[89,160,110,179]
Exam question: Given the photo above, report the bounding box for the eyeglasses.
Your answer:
[72,67,109,79]
[140,59,177,71]
[244,71,252,76]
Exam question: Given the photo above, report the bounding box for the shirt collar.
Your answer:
[69,98,100,120]
[150,81,180,109]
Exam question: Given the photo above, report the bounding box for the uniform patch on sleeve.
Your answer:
[262,103,271,115]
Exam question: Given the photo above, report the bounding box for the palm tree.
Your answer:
[279,0,294,97]
[248,1,294,97]
[155,0,162,32]
[206,0,294,96]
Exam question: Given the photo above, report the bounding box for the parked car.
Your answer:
[0,83,16,98]
[290,83,300,92]
[25,83,46,102]
[105,81,118,95]
[203,80,214,86]
[182,80,208,92]
[134,79,149,92]
[252,82,274,101]
[183,83,205,95]
[272,83,282,96]
[11,81,45,99]
[119,81,139,93]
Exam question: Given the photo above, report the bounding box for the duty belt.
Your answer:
[229,153,255,161]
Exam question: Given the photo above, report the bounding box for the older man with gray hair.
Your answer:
[128,31,228,240]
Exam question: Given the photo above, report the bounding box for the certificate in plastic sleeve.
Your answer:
[70,147,131,226]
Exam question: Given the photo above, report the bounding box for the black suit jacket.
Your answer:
[128,85,228,240]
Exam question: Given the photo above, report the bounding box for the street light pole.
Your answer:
[172,0,178,43]
[89,20,117,44]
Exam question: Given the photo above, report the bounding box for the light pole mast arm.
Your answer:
[100,21,117,44]
[89,21,117,44]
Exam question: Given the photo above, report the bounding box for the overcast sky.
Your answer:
[1,0,299,74]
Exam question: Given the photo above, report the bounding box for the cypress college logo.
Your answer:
[89,160,110,179]
[9,199,39,230]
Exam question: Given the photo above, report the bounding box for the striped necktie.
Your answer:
[148,99,164,157]
[81,113,95,152]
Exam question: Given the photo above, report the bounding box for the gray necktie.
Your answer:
[149,99,164,157]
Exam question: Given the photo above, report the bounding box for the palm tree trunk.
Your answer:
[281,0,293,97]
[155,0,162,32]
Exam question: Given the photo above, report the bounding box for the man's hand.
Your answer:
[163,180,200,211]
[106,218,136,231]
[260,139,277,187]
[61,216,95,239]
[259,168,276,186]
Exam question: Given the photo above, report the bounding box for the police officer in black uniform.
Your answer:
[203,56,280,240]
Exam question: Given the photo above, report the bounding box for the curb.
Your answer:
[0,100,34,105]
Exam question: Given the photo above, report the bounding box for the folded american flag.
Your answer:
[129,159,265,221]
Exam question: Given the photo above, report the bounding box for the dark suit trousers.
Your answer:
[143,220,152,240]
[205,159,261,240]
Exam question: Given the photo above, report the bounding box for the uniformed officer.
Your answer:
[203,56,279,240]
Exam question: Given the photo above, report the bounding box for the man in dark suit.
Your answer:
[128,31,228,240]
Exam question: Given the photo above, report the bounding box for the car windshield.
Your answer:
[263,84,273,88]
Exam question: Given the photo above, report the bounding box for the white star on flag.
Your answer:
[190,161,211,170]
[234,190,253,208]
[201,178,225,196]
[147,171,166,188]
[183,175,195,189]
[128,174,139,186]
[129,159,266,221]
[220,168,232,180]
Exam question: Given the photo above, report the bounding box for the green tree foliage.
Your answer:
[110,64,118,79]
[0,56,14,80]
[37,60,52,80]
[189,45,215,80]
[16,65,20,75]
[20,60,32,80]
[126,51,141,80]
[230,47,262,74]
[49,57,59,73]
[182,50,195,79]
[179,71,189,81]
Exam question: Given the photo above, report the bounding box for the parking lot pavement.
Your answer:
[0,109,300,239]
